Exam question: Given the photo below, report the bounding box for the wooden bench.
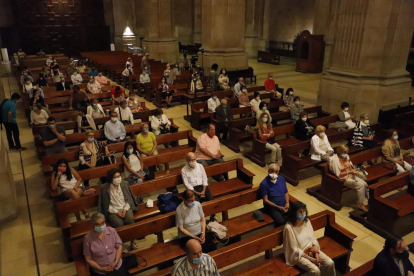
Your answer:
[343,260,374,276]
[258,50,281,65]
[154,83,190,108]
[378,104,414,129]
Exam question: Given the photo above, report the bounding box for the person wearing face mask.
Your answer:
[70,85,90,110]
[295,111,315,141]
[83,213,131,276]
[98,168,139,250]
[51,69,63,83]
[338,102,356,129]
[250,91,262,114]
[126,57,134,69]
[122,141,145,185]
[256,101,272,122]
[329,145,368,211]
[259,164,290,227]
[71,69,83,85]
[218,68,230,90]
[88,67,99,77]
[117,100,134,126]
[141,53,151,71]
[30,103,49,125]
[284,88,295,109]
[172,239,220,276]
[139,69,150,84]
[207,91,221,113]
[159,76,174,108]
[137,123,162,172]
[51,158,89,220]
[46,56,53,67]
[284,201,336,276]
[164,63,175,85]
[192,61,204,78]
[104,111,126,144]
[40,117,67,155]
[151,108,171,136]
[190,73,204,94]
[20,70,34,86]
[207,64,219,91]
[382,129,412,174]
[372,237,414,276]
[176,190,217,253]
[289,96,304,122]
[215,99,232,141]
[77,108,97,132]
[2,93,27,151]
[56,77,70,91]
[87,99,105,119]
[30,88,46,107]
[173,62,181,76]
[111,86,125,105]
[264,73,282,98]
[95,72,108,85]
[233,77,245,97]
[87,76,102,94]
[257,113,282,165]
[67,62,77,77]
[126,92,142,113]
[36,73,48,88]
[352,114,379,149]
[238,86,250,107]
[310,125,334,162]
[122,64,134,77]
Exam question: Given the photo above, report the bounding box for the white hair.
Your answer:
[90,212,105,224]
[268,163,280,171]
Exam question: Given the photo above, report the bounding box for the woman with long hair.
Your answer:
[257,112,282,166]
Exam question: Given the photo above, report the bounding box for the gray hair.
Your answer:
[90,212,105,224]
[85,129,94,137]
[360,114,369,120]
[268,163,280,172]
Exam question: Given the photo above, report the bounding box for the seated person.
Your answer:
[233,77,244,97]
[173,63,181,76]
[67,63,76,77]
[284,88,295,109]
[382,129,412,174]
[52,69,63,83]
[70,69,83,85]
[256,101,272,123]
[87,76,101,94]
[136,123,157,157]
[176,190,217,253]
[104,111,126,144]
[289,96,303,122]
[83,213,132,276]
[77,108,97,133]
[250,91,261,114]
[46,56,53,66]
[352,114,379,149]
[310,125,334,162]
[372,237,414,276]
[111,86,125,105]
[207,91,221,113]
[127,92,143,112]
[164,64,174,85]
[20,70,34,86]
[264,73,282,98]
[295,111,315,141]
[70,85,90,110]
[122,141,145,185]
[238,87,250,107]
[329,144,368,211]
[87,99,105,119]
[122,64,133,77]
[56,77,71,91]
[30,91,45,107]
[139,69,150,84]
[36,73,48,88]
[284,201,336,275]
[192,61,204,78]
[195,123,228,182]
[37,49,45,57]
[116,100,134,125]
[190,73,204,93]
[158,76,173,108]
[97,168,139,250]
[23,78,33,93]
[172,239,220,276]
[257,113,282,166]
[51,158,89,220]
[151,108,171,135]
[259,164,290,227]
[40,117,67,156]
[29,86,44,101]
[338,102,356,129]
[31,103,49,125]
[218,68,230,90]
[143,65,151,77]
[215,99,232,141]
[94,72,107,85]
[40,66,50,78]
[87,67,98,77]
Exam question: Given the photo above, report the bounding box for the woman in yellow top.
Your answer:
[136,123,161,172]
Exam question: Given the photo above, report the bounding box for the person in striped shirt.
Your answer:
[172,239,220,276]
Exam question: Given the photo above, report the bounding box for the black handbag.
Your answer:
[144,170,155,180]
[159,123,170,134]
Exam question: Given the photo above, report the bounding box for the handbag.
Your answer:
[207,221,229,245]
[159,123,170,134]
[157,193,182,214]
[353,165,368,181]
[382,161,397,171]
[102,151,117,165]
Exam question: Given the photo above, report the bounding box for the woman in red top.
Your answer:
[111,86,125,105]
[257,113,282,166]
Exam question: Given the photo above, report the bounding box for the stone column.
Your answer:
[192,0,202,44]
[112,0,138,50]
[245,0,263,58]
[318,0,414,122]
[258,0,270,51]
[142,0,179,63]
[201,0,248,70]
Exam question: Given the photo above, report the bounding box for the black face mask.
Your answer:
[394,250,409,260]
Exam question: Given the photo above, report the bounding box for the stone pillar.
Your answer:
[192,0,202,44]
[111,0,138,51]
[259,0,270,51]
[245,0,263,58]
[318,0,414,122]
[201,0,248,71]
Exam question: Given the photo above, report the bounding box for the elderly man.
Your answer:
[141,53,151,70]
[195,123,228,182]
[207,91,220,113]
[71,69,83,85]
[83,213,131,276]
[104,111,126,144]
[41,117,67,155]
[215,99,232,141]
[95,72,107,85]
[259,164,290,227]
[116,100,134,125]
[233,77,245,97]
[264,73,282,98]
[140,69,150,84]
[67,63,76,77]
[172,239,220,276]
[87,77,101,94]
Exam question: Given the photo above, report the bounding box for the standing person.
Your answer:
[207,64,219,91]
[158,76,173,108]
[40,117,67,155]
[264,73,282,98]
[104,112,126,144]
[164,64,174,85]
[257,113,282,165]
[141,53,151,70]
[214,99,232,141]
[1,93,27,151]
[69,85,90,110]
[181,54,190,70]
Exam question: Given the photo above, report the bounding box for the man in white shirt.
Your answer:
[71,70,83,85]
[233,77,244,97]
[104,111,126,144]
[207,92,220,113]
[87,77,101,94]
[116,100,134,125]
[122,64,133,77]
[140,70,150,83]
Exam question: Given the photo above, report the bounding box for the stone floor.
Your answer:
[0,59,414,276]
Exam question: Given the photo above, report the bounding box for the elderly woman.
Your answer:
[127,92,143,113]
[78,130,109,187]
[51,158,89,220]
[352,114,379,149]
[257,113,282,166]
[122,141,145,185]
[30,103,49,125]
[151,108,171,135]
[83,213,131,276]
[310,125,334,162]
[238,87,249,107]
[256,101,272,123]
[77,108,97,133]
[295,111,315,141]
[87,99,105,119]
[284,88,295,109]
[284,201,336,276]
[176,190,217,253]
[329,145,368,211]
[136,123,157,157]
[382,129,412,174]
[290,96,304,123]
[98,168,139,250]
[338,102,356,129]
[218,68,230,90]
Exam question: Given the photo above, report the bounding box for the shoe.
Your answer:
[17,147,27,151]
[8,146,16,151]
[166,105,169,109]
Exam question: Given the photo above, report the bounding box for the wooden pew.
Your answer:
[343,260,374,276]
[258,50,281,65]
[378,104,414,129]
[154,83,190,108]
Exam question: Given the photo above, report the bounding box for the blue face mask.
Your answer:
[297,213,306,221]
[49,124,55,129]
[87,138,94,142]
[262,107,267,111]
[341,154,348,159]
[192,254,204,264]
[127,149,134,154]
[393,135,398,140]
[143,129,149,134]
[188,202,195,208]
[95,224,106,233]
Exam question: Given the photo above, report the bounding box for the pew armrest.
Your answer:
[171,123,180,132]
[237,164,255,184]
[326,222,357,249]
[74,257,91,276]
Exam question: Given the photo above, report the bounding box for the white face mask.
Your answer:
[344,108,349,111]
[256,97,260,101]
[268,173,278,180]
[302,117,307,122]
[113,177,122,185]
[188,161,196,168]
[269,78,273,80]
[365,120,370,124]
[319,132,326,137]
[295,101,300,105]
[111,117,118,122]
[263,118,268,122]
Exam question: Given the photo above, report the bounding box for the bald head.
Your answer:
[185,239,203,261]
[239,78,244,83]
[186,152,196,162]
[221,99,227,106]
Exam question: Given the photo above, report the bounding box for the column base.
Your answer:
[245,36,259,58]
[202,50,249,71]
[318,72,412,123]
[142,39,179,63]
[259,39,270,51]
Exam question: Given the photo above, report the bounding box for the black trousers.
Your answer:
[264,203,291,227]
[193,185,214,203]
[363,139,379,149]
[180,232,217,253]
[217,122,229,140]
[89,261,131,276]
[4,122,21,149]
[78,159,105,187]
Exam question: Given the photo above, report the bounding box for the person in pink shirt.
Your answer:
[195,123,228,182]
[94,72,108,86]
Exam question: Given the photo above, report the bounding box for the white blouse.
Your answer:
[59,174,80,193]
[124,153,142,177]
[31,109,49,124]
[151,114,171,135]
